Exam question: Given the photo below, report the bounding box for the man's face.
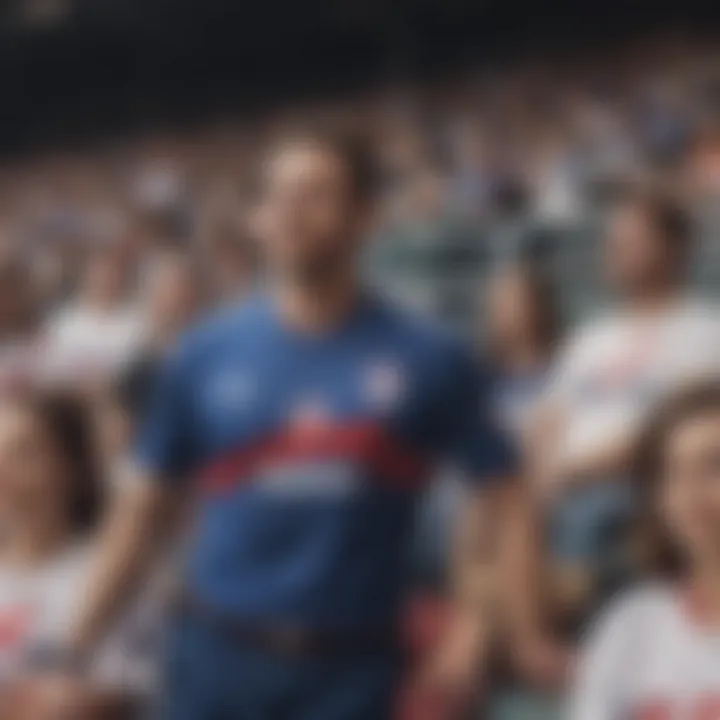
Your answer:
[254,143,367,282]
[603,204,672,296]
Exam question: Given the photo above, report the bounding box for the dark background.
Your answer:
[0,0,719,155]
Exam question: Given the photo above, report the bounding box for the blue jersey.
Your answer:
[135,292,517,629]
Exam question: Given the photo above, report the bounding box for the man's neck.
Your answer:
[275,271,362,335]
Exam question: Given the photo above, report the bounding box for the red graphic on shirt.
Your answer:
[637,701,671,720]
[637,696,720,720]
[0,606,34,650]
[694,696,720,720]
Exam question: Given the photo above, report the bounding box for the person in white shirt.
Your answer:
[0,391,158,719]
[536,187,720,633]
[42,240,147,391]
[570,381,720,720]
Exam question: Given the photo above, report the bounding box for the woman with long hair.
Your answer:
[0,391,157,719]
[570,381,720,719]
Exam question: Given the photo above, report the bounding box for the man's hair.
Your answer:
[633,380,720,577]
[263,124,379,204]
[620,185,693,252]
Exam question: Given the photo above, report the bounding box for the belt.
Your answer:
[175,590,399,659]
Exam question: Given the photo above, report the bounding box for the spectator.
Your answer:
[0,391,157,719]
[570,382,720,719]
[538,187,720,636]
[486,262,561,440]
[484,263,570,720]
[198,203,257,304]
[42,240,147,392]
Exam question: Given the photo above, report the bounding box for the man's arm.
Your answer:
[69,473,175,657]
[415,484,494,717]
[422,475,564,704]
[530,396,637,500]
[497,477,571,688]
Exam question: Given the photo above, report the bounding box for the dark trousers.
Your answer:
[159,612,401,720]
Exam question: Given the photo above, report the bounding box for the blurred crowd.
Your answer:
[1,31,720,720]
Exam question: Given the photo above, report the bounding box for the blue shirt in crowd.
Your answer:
[135,292,517,629]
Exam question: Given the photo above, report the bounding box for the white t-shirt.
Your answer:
[42,303,147,385]
[547,298,720,465]
[0,543,158,694]
[569,583,720,720]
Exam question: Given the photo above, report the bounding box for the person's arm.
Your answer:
[419,483,497,708]
[7,676,144,720]
[72,337,198,661]
[420,348,536,709]
[498,476,571,688]
[533,323,636,493]
[69,475,173,658]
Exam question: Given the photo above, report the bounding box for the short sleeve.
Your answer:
[438,346,519,484]
[132,346,198,485]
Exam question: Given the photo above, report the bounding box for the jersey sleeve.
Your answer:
[132,345,198,485]
[568,593,640,720]
[438,345,519,484]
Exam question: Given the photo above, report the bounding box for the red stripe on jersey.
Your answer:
[635,703,671,720]
[200,421,431,493]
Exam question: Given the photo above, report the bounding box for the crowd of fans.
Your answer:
[0,31,720,719]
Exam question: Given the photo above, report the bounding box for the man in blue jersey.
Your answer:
[30,129,539,719]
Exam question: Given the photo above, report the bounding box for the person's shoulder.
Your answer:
[559,308,626,357]
[589,582,675,636]
[43,302,84,334]
[678,296,720,329]
[171,294,266,365]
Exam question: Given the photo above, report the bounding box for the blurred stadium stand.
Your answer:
[0,0,717,152]
[0,1,719,333]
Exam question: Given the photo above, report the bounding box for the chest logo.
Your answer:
[364,361,405,412]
